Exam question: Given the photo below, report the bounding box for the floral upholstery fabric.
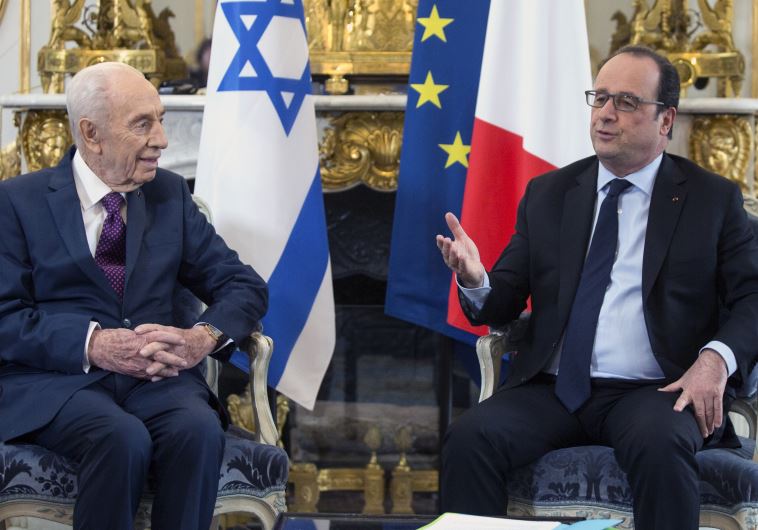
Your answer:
[507,438,758,512]
[0,428,288,509]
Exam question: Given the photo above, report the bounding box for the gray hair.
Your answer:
[65,62,143,146]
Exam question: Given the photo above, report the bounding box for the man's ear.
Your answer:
[79,119,102,154]
[660,106,676,137]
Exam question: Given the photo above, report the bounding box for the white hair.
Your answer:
[65,62,144,146]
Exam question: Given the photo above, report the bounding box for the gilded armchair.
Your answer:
[476,326,758,529]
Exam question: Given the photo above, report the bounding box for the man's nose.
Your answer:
[595,97,618,120]
[149,122,168,149]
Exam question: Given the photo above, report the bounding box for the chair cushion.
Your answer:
[507,438,758,513]
[0,430,288,507]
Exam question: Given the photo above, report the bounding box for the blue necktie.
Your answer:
[555,178,633,412]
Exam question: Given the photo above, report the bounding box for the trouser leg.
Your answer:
[124,371,225,530]
[440,379,586,515]
[31,378,152,530]
[597,384,703,530]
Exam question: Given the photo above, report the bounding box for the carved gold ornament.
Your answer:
[305,0,416,93]
[20,111,73,173]
[689,115,751,191]
[613,0,743,97]
[320,112,403,191]
[38,0,186,93]
[0,140,22,181]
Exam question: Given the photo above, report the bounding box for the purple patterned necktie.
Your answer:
[94,192,126,298]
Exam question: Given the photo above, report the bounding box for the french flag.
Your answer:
[447,0,594,334]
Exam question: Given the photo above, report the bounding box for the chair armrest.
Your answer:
[477,332,505,403]
[247,332,279,446]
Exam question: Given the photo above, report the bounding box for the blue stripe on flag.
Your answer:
[264,169,330,386]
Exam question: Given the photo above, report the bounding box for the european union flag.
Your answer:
[385,0,490,344]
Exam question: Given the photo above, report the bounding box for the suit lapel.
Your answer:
[642,154,687,300]
[46,156,120,301]
[124,188,146,294]
[556,161,599,329]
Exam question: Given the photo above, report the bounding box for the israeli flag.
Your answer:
[195,0,335,409]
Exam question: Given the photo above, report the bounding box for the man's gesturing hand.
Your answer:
[135,324,216,377]
[659,349,728,438]
[88,328,182,380]
[436,212,486,288]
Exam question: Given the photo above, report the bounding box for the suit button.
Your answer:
[122,318,132,328]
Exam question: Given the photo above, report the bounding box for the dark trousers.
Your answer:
[440,376,703,530]
[30,371,225,530]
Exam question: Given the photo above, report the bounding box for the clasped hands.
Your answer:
[87,324,217,382]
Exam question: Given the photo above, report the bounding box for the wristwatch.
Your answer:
[199,323,227,349]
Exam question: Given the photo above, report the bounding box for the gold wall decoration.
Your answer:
[305,0,416,94]
[0,140,22,181]
[320,112,403,191]
[689,115,752,191]
[38,0,187,93]
[611,0,744,97]
[20,0,30,93]
[20,111,73,173]
[0,0,7,24]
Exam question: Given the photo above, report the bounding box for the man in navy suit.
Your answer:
[436,46,758,528]
[0,62,267,529]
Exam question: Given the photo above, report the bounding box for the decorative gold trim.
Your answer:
[320,112,403,192]
[20,0,31,93]
[0,0,7,24]
[0,139,22,181]
[689,114,752,192]
[20,110,73,172]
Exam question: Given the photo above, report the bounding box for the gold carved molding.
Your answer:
[689,115,752,192]
[320,112,403,192]
[612,0,744,97]
[20,111,73,173]
[38,0,186,93]
[0,140,21,181]
[305,0,416,93]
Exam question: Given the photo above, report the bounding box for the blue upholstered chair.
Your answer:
[476,324,758,530]
[0,198,288,530]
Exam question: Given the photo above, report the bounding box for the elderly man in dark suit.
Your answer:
[0,62,267,530]
[436,46,758,529]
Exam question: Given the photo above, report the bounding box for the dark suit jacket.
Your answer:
[0,149,268,442]
[461,153,758,394]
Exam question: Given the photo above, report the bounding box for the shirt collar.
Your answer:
[72,149,120,211]
[597,153,663,196]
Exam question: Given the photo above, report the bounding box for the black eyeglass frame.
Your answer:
[584,90,666,112]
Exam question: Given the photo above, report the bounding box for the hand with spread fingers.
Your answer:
[435,212,486,288]
[659,349,729,438]
[135,323,217,379]
[87,328,182,381]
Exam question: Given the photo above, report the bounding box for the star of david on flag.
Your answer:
[196,0,336,410]
[218,0,312,135]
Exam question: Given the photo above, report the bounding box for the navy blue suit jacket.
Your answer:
[461,153,758,390]
[0,149,268,442]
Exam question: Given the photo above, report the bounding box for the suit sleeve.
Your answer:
[712,184,758,382]
[176,180,268,348]
[459,180,532,328]
[0,185,91,374]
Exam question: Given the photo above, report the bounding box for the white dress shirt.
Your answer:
[460,154,737,378]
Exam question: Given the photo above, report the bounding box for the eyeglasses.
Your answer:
[585,90,666,112]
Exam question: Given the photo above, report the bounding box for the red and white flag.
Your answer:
[448,0,594,334]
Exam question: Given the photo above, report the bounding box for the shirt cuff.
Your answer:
[194,322,233,353]
[457,273,492,312]
[83,321,101,373]
[700,340,737,377]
